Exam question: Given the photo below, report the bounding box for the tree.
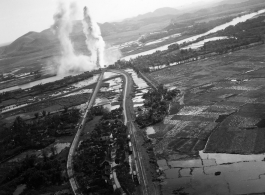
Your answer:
[34,112,39,119]
[50,146,57,157]
[41,150,48,162]
[27,170,48,189]
[42,110,46,117]
[63,107,68,113]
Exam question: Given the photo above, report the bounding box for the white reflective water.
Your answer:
[159,151,265,195]
[122,9,265,61]
[181,36,228,50]
[124,69,151,110]
[13,184,26,195]
[0,73,99,94]
[145,33,181,46]
[0,75,64,93]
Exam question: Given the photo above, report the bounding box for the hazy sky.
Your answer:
[0,0,216,45]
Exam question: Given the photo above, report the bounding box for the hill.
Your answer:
[0,30,56,56]
[0,7,179,57]
[129,7,178,21]
[2,0,265,58]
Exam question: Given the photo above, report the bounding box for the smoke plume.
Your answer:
[52,2,98,76]
[82,6,105,68]
[51,2,121,76]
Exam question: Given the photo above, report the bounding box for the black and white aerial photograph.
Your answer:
[1,0,265,194]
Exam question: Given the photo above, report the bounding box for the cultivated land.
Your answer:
[146,44,265,158]
[133,41,265,195]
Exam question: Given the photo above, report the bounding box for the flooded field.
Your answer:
[13,184,26,195]
[95,75,123,110]
[158,151,265,195]
[125,69,151,108]
[0,74,65,93]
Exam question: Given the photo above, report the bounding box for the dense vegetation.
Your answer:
[0,108,80,162]
[0,151,67,195]
[136,85,179,128]
[74,107,135,195]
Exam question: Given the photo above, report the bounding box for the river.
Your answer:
[0,75,65,94]
[122,8,265,61]
[1,9,264,94]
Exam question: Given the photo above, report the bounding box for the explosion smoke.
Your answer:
[52,2,98,76]
[51,2,121,76]
[82,6,105,68]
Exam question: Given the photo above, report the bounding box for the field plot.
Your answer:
[144,44,265,194]
[146,44,265,156]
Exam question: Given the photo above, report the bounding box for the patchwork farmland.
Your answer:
[144,44,265,194]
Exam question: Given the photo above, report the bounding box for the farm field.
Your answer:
[144,43,265,194]
[147,44,265,157]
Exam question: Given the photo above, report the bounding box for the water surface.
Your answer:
[122,9,265,61]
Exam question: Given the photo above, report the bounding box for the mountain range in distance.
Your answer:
[0,0,259,57]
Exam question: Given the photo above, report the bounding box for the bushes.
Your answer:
[136,85,179,128]
[116,162,135,194]
[0,109,81,161]
[0,155,63,191]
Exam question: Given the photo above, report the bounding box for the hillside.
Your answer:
[0,30,56,56]
[2,0,265,58]
[129,7,178,21]
[0,7,179,57]
[167,0,265,29]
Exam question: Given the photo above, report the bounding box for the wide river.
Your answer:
[122,8,265,61]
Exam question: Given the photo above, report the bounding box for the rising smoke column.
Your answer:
[52,2,98,76]
[82,6,106,68]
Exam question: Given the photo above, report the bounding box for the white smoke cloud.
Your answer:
[82,9,122,67]
[51,1,121,76]
[83,6,105,68]
[52,2,99,76]
[104,46,122,65]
